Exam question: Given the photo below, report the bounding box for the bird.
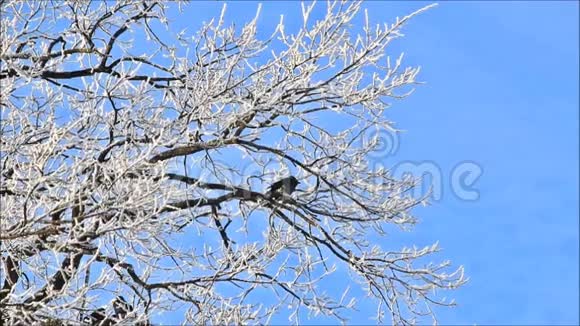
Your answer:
[112,296,133,321]
[266,176,300,199]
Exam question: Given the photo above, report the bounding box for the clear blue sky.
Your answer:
[163,1,579,324]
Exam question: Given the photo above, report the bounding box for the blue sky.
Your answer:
[164,1,579,324]
[377,2,579,324]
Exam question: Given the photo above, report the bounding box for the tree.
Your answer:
[0,1,465,324]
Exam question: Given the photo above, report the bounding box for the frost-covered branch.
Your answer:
[0,1,464,324]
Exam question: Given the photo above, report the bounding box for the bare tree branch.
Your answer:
[0,1,463,325]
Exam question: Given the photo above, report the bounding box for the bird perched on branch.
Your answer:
[266,176,300,199]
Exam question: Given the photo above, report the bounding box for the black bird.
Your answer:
[112,296,133,321]
[266,176,300,199]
